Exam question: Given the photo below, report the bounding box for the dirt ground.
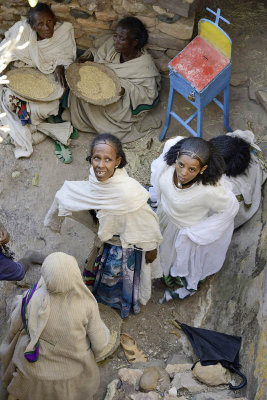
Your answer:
[0,1,266,399]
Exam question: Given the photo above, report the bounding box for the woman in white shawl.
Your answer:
[44,134,162,318]
[150,136,239,302]
[69,16,161,143]
[0,2,76,159]
[0,252,110,400]
[210,130,266,228]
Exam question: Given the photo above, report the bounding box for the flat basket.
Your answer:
[96,303,122,362]
[6,67,64,102]
[65,61,121,106]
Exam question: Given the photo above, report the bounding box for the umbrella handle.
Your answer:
[228,366,247,390]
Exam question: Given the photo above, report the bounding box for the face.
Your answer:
[31,10,56,40]
[113,25,137,54]
[175,155,207,185]
[91,142,121,182]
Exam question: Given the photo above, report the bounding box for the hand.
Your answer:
[0,227,10,245]
[119,87,125,97]
[54,65,66,88]
[145,248,157,264]
[77,54,94,63]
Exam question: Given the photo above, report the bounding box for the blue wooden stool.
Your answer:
[160,8,232,141]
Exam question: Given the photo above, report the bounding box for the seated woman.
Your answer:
[0,2,76,159]
[44,134,162,318]
[0,252,110,400]
[69,17,161,143]
[150,136,239,302]
[210,130,266,228]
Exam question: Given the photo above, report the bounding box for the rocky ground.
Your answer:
[0,1,266,399]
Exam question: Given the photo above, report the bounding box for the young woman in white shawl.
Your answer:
[210,130,267,228]
[150,136,239,302]
[0,252,110,400]
[69,16,161,144]
[44,133,162,318]
[0,2,76,159]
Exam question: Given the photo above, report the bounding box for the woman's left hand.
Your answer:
[54,65,66,88]
[145,248,157,264]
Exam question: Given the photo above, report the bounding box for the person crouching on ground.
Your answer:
[0,252,110,400]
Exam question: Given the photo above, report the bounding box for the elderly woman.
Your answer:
[44,134,162,318]
[0,252,110,400]
[69,17,161,143]
[210,130,266,228]
[150,136,239,302]
[0,2,76,159]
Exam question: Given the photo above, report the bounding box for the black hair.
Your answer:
[87,133,127,168]
[28,2,56,26]
[116,16,148,49]
[210,135,251,177]
[165,137,225,186]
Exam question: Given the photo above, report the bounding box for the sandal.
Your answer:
[54,140,72,164]
[120,333,147,363]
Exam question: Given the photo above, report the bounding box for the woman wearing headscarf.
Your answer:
[0,252,110,400]
[150,136,239,302]
[0,2,76,159]
[44,134,162,318]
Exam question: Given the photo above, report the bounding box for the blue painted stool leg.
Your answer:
[160,86,174,141]
[223,84,232,132]
[197,108,203,137]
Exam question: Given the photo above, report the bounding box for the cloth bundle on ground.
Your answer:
[44,167,163,307]
[221,130,266,228]
[0,252,110,400]
[69,36,161,143]
[150,136,239,301]
[0,19,76,158]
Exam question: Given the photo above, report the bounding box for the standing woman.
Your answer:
[44,134,162,318]
[150,136,239,302]
[0,252,110,400]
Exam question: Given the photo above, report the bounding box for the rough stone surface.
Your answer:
[148,31,189,50]
[192,362,231,386]
[166,363,192,376]
[230,71,249,87]
[76,34,93,49]
[104,379,120,400]
[76,16,111,30]
[95,9,117,21]
[158,0,199,18]
[192,391,247,400]
[248,78,260,102]
[179,372,205,393]
[256,90,267,112]
[129,392,161,400]
[118,368,143,389]
[139,367,160,392]
[157,14,195,40]
[154,53,171,74]
[167,353,193,365]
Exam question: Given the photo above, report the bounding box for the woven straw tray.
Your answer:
[6,67,64,102]
[65,61,121,106]
[96,303,122,362]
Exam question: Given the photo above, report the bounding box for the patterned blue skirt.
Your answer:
[84,243,142,319]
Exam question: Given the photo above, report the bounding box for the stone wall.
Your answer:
[0,0,199,73]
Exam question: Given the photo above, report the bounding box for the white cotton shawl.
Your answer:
[2,19,76,73]
[44,167,162,251]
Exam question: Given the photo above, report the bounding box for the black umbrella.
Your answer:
[174,321,247,390]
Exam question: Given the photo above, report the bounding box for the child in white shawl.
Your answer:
[0,252,110,400]
[150,136,239,302]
